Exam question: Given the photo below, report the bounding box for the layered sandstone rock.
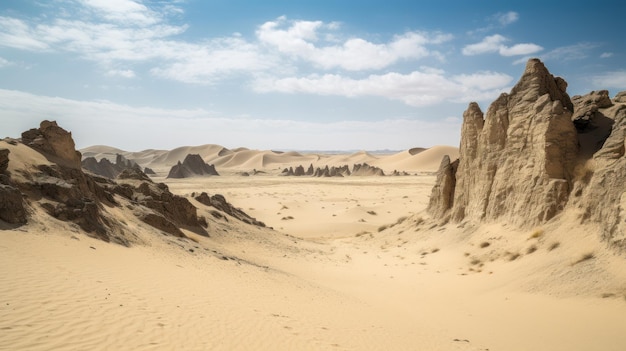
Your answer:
[428,58,578,225]
[428,59,626,251]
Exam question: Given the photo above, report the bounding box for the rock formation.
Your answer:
[282,163,384,177]
[167,154,219,178]
[427,58,626,250]
[194,192,265,227]
[0,149,27,224]
[21,120,82,168]
[1,121,233,243]
[82,153,144,179]
[352,163,385,176]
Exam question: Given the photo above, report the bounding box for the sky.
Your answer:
[1,0,625,151]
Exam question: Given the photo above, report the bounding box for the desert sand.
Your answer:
[2,138,626,351]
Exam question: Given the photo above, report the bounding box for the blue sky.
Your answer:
[1,0,624,151]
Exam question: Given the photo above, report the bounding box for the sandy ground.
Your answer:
[2,146,626,350]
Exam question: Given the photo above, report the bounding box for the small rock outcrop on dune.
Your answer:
[194,192,265,227]
[167,154,219,178]
[428,58,626,250]
[352,163,385,176]
[82,153,142,179]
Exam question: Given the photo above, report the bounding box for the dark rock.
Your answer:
[167,154,219,178]
[0,184,27,224]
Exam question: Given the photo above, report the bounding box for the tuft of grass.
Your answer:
[529,229,544,239]
[281,216,294,220]
[431,248,440,253]
[367,210,377,216]
[415,217,425,225]
[548,242,560,251]
[355,231,371,237]
[572,252,595,265]
[479,241,491,248]
[470,258,482,265]
[526,245,537,254]
[377,224,389,232]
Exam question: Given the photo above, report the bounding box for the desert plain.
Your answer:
[2,138,626,351]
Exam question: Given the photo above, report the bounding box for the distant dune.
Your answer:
[79,144,459,175]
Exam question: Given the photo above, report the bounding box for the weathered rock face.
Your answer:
[167,154,219,178]
[573,101,626,249]
[0,184,27,224]
[195,192,265,227]
[22,120,82,168]
[428,58,579,226]
[427,155,458,221]
[0,149,9,174]
[428,60,626,251]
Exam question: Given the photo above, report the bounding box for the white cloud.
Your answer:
[538,42,597,62]
[106,68,136,78]
[80,0,163,26]
[592,71,626,89]
[462,34,506,55]
[252,70,513,107]
[0,16,50,50]
[0,88,461,150]
[462,34,542,57]
[499,43,543,56]
[0,56,12,68]
[496,11,519,26]
[257,16,452,70]
[600,52,613,58]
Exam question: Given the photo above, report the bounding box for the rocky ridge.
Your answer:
[0,121,260,245]
[428,58,626,250]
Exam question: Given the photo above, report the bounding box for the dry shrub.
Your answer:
[479,241,490,248]
[529,229,544,239]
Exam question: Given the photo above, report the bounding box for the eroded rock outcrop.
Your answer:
[82,153,143,179]
[22,120,82,168]
[194,192,265,227]
[167,154,219,178]
[428,59,626,251]
[428,58,578,225]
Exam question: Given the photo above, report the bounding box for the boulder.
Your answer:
[0,184,27,224]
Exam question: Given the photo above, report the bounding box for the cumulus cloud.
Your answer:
[462,34,543,57]
[600,52,613,58]
[256,16,452,70]
[252,70,513,107]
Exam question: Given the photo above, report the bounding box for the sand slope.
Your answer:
[3,172,626,351]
